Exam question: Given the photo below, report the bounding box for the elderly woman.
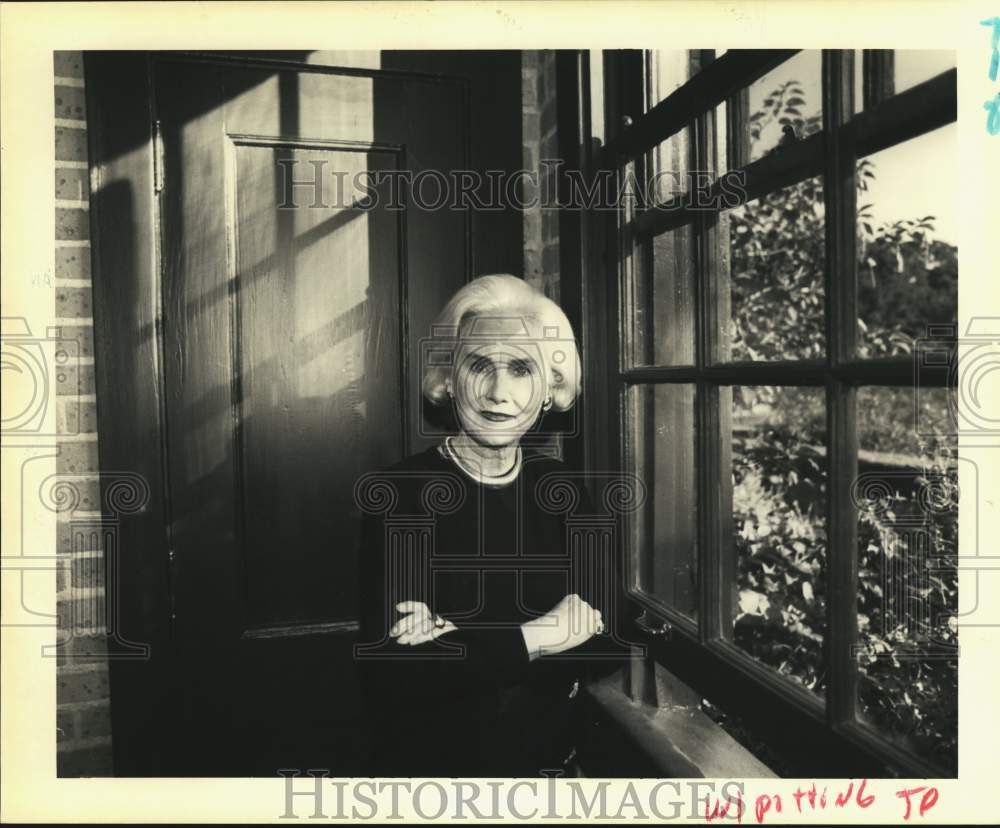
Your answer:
[355,274,626,778]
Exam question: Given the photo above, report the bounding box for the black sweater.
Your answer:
[355,444,630,777]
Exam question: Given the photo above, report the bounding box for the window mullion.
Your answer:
[726,85,750,171]
[862,49,895,109]
[821,49,860,728]
[692,51,733,644]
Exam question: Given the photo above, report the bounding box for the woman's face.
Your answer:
[451,338,548,449]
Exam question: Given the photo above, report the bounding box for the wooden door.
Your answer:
[86,51,523,776]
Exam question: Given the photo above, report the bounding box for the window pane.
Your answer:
[855,387,957,775]
[728,176,826,361]
[644,51,727,204]
[589,49,605,146]
[748,50,823,161]
[646,49,693,205]
[894,50,956,95]
[630,383,698,619]
[632,225,696,366]
[857,125,958,358]
[853,50,955,112]
[732,385,827,695]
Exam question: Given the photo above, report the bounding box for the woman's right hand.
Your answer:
[520,593,603,661]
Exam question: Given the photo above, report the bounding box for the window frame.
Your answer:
[582,48,957,777]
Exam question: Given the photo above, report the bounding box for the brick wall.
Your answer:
[53,50,114,777]
[522,51,561,302]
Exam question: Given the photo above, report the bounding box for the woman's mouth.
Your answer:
[479,410,516,422]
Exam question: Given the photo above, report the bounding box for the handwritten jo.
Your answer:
[982,17,1000,134]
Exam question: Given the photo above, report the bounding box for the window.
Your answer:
[588,50,957,776]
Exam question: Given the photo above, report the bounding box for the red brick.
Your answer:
[55,633,109,666]
[54,52,85,79]
[56,167,90,202]
[55,85,86,121]
[56,362,95,396]
[72,555,105,589]
[55,247,92,280]
[55,127,87,162]
[57,441,99,475]
[53,324,94,359]
[57,518,105,556]
[76,703,112,739]
[58,400,99,435]
[56,208,89,241]
[55,286,93,318]
[66,477,102,511]
[57,666,110,704]
[57,594,107,631]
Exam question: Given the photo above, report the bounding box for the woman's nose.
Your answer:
[483,367,509,403]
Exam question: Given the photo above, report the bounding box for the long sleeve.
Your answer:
[549,475,633,679]
[355,509,532,707]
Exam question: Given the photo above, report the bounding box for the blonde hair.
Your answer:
[421,274,582,412]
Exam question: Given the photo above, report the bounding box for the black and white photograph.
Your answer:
[2,1,997,822]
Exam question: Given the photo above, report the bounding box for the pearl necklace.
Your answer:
[439,436,522,487]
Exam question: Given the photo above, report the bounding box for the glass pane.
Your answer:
[646,49,694,204]
[855,387,957,775]
[631,384,698,619]
[728,176,826,361]
[632,225,695,366]
[644,50,728,203]
[732,385,827,695]
[853,49,864,113]
[894,50,957,95]
[748,50,823,161]
[857,125,958,358]
[589,49,605,146]
[853,50,955,113]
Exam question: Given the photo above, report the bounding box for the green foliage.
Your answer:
[722,81,958,774]
[855,439,958,765]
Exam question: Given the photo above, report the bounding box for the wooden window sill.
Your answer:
[579,666,777,778]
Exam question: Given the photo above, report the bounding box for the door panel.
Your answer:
[152,55,470,774]
[234,141,403,630]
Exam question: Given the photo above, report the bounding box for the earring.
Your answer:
[542,396,553,411]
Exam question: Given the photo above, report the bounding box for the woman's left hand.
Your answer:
[390,600,458,646]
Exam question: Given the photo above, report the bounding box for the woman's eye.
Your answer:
[509,361,533,377]
[470,358,490,373]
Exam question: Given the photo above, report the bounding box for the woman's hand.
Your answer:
[389,600,458,646]
[520,593,603,661]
